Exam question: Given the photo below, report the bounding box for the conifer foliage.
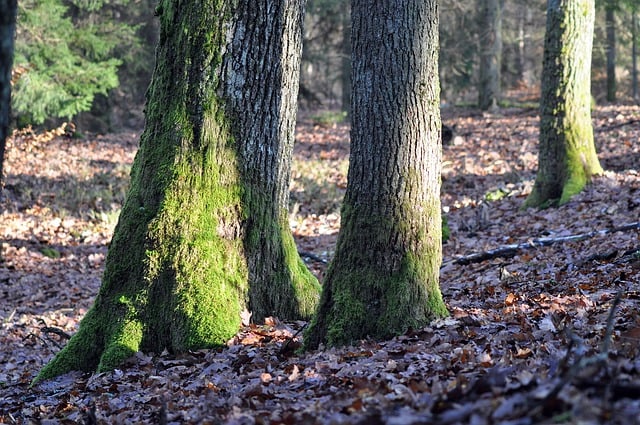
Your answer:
[12,0,136,125]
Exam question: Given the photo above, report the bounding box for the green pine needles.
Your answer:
[13,0,136,125]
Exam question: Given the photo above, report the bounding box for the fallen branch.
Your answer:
[299,251,328,264]
[596,119,640,131]
[444,222,640,266]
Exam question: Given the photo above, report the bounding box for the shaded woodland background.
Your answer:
[8,0,640,133]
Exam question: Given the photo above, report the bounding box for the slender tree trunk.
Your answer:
[633,10,638,102]
[605,0,616,102]
[305,0,448,349]
[35,0,318,383]
[340,1,351,116]
[478,0,502,110]
[516,2,535,88]
[524,0,603,209]
[0,0,17,190]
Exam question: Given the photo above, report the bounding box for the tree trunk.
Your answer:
[605,0,616,102]
[35,0,318,383]
[633,10,638,102]
[516,1,536,88]
[225,1,320,323]
[524,0,603,209]
[305,0,448,349]
[340,2,351,116]
[478,0,502,110]
[0,0,17,190]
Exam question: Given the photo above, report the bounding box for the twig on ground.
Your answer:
[444,222,640,266]
[299,251,328,264]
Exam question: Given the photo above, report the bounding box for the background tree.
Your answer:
[634,5,639,100]
[35,0,319,382]
[305,0,448,349]
[605,0,617,101]
[0,0,17,189]
[524,0,603,208]
[477,0,502,110]
[300,0,349,109]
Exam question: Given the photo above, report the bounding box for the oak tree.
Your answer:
[305,0,448,349]
[524,0,603,208]
[36,0,319,382]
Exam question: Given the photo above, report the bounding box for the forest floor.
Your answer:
[1,105,640,424]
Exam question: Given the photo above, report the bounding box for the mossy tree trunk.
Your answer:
[0,0,17,188]
[224,1,320,322]
[305,0,448,349]
[35,0,319,383]
[478,0,502,111]
[524,0,603,208]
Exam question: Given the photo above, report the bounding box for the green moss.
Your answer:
[278,225,321,319]
[306,200,447,349]
[97,319,143,372]
[442,215,450,242]
[241,181,320,321]
[40,247,61,258]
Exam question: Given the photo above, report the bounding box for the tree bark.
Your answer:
[0,0,17,190]
[605,0,616,102]
[305,0,448,349]
[478,0,502,110]
[524,0,603,208]
[35,0,318,383]
[224,0,320,323]
[633,10,638,102]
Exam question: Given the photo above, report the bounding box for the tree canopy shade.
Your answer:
[35,0,319,383]
[524,0,603,208]
[305,0,448,349]
[0,0,17,188]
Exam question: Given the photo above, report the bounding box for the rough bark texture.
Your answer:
[305,0,448,349]
[36,0,318,383]
[478,0,502,111]
[0,0,17,189]
[605,1,616,102]
[524,0,603,209]
[223,0,320,323]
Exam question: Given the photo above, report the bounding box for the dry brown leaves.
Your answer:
[1,105,640,424]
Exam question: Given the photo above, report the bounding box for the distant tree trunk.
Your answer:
[605,0,616,102]
[0,0,17,189]
[516,2,535,88]
[633,10,638,102]
[35,0,319,383]
[478,0,502,110]
[305,0,448,349]
[524,0,603,208]
[341,2,351,116]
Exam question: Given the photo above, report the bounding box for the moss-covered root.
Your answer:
[305,252,448,350]
[33,306,142,385]
[276,225,321,320]
[245,210,320,323]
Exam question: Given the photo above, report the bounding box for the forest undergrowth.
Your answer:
[0,105,639,424]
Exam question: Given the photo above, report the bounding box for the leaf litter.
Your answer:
[0,106,639,424]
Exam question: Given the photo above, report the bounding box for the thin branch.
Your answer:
[444,222,640,266]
